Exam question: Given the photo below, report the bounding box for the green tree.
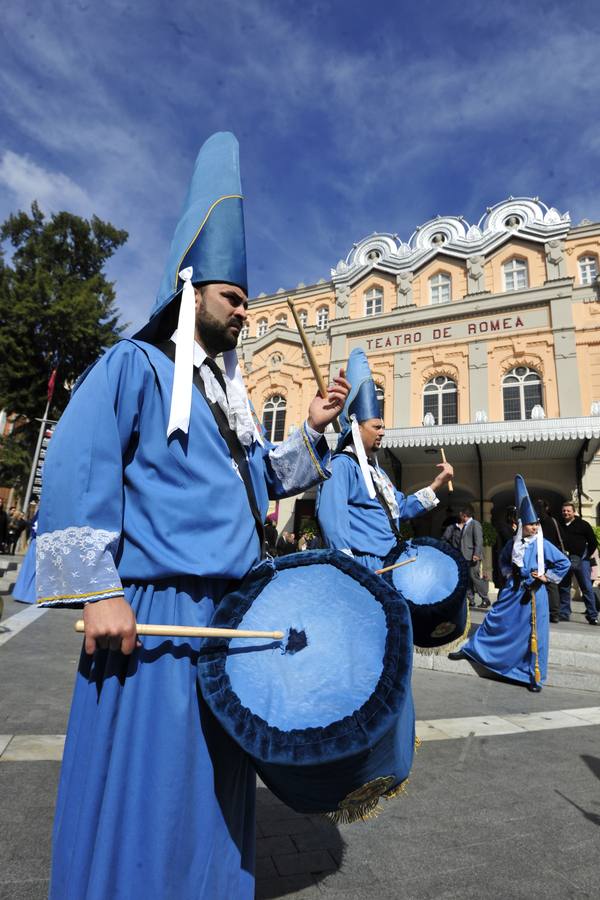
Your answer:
[0,203,128,489]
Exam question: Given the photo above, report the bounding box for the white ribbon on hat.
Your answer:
[167,267,195,437]
[351,415,376,499]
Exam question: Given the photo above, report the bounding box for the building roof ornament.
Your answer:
[333,197,571,284]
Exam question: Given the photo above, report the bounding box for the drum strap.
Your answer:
[157,340,266,557]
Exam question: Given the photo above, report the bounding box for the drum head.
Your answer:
[382,537,468,649]
[198,549,416,819]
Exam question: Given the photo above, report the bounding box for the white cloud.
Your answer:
[0,150,93,216]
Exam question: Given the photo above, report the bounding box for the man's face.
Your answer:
[194,283,248,355]
[458,511,468,524]
[359,418,385,454]
[562,504,576,523]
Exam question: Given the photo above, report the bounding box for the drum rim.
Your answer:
[197,549,414,765]
[381,536,469,647]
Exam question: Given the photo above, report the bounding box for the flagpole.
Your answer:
[22,399,50,514]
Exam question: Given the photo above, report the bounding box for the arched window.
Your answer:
[298,309,308,328]
[502,366,543,420]
[262,395,287,442]
[240,323,250,340]
[429,273,451,305]
[364,287,383,316]
[579,255,598,285]
[375,385,385,419]
[503,258,528,291]
[423,376,458,425]
[257,318,268,338]
[316,306,329,330]
[275,314,288,327]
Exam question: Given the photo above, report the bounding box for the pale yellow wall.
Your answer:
[565,234,600,284]
[486,333,558,421]
[411,257,467,306]
[485,241,546,294]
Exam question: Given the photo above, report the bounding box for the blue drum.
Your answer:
[381,537,469,651]
[197,550,416,822]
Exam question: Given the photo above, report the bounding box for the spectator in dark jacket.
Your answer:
[535,499,564,622]
[0,500,8,553]
[493,506,518,589]
[558,501,599,625]
[264,519,279,557]
[276,531,297,556]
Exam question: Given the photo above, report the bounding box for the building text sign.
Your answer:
[348,307,549,354]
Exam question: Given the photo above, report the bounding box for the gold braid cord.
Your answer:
[530,589,541,685]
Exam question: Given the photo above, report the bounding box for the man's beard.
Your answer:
[196,302,240,354]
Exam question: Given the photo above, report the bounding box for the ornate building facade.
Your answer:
[240,198,600,535]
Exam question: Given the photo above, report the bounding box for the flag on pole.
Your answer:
[47,367,57,404]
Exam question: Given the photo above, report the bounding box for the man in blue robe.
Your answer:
[35,132,348,900]
[317,348,453,572]
[450,475,570,691]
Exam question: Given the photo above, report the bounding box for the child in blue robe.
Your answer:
[317,348,453,572]
[453,476,570,690]
[36,133,348,900]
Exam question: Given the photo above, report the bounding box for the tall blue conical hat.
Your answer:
[134,132,247,342]
[514,475,538,525]
[338,348,381,444]
[132,132,259,442]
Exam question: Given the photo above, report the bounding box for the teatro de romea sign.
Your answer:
[350,308,549,355]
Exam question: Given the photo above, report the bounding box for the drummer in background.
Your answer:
[34,133,349,900]
[317,348,453,573]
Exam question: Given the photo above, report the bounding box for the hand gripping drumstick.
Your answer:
[440,447,454,492]
[375,557,417,575]
[75,621,284,640]
[287,298,341,433]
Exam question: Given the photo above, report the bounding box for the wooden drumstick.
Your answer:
[74,621,284,640]
[375,557,417,575]
[287,297,341,433]
[440,447,454,492]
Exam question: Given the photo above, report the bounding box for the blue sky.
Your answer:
[1,0,599,333]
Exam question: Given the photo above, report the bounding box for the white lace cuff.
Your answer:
[414,486,439,511]
[268,421,330,495]
[544,567,564,585]
[36,526,123,607]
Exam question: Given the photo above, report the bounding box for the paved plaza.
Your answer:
[1,580,599,900]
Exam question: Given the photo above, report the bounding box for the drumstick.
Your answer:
[287,298,341,433]
[440,447,454,492]
[375,557,417,575]
[74,621,284,640]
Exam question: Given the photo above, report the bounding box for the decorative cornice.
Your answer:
[332,197,571,285]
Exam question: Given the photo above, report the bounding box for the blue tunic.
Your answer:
[461,538,570,687]
[317,452,436,571]
[36,338,330,900]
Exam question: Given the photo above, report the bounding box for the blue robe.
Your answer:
[316,452,436,571]
[12,525,36,603]
[36,338,330,900]
[461,538,570,687]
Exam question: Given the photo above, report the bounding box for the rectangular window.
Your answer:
[441,391,458,424]
[503,386,522,420]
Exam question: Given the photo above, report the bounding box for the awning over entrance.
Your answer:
[381,416,600,464]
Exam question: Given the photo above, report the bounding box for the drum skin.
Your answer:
[197,550,416,819]
[381,537,468,649]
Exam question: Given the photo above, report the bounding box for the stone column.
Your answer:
[393,352,411,427]
[468,341,488,420]
[551,295,581,415]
